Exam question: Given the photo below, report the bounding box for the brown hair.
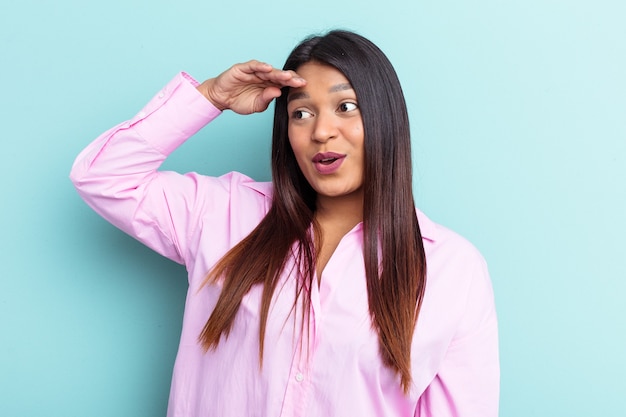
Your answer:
[198,30,426,393]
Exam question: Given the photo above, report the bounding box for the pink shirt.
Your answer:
[70,73,499,417]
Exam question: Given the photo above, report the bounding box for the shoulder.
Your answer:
[412,209,497,378]
[415,208,493,328]
[416,208,486,270]
[191,171,275,231]
[183,172,275,264]
[201,171,274,201]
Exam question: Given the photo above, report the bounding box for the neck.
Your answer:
[315,189,364,227]
[313,189,364,281]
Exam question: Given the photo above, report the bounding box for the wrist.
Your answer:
[197,79,227,111]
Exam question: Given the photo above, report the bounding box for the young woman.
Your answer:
[71,30,499,416]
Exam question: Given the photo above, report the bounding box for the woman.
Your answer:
[71,30,499,416]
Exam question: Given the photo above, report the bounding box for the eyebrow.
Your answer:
[287,83,354,102]
[329,83,353,93]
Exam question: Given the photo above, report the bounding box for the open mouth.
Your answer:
[319,157,339,165]
[313,152,345,164]
[312,152,346,174]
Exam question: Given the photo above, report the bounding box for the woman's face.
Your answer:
[287,61,365,202]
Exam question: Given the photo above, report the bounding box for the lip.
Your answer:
[312,152,346,175]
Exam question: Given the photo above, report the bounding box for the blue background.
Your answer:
[1,0,624,415]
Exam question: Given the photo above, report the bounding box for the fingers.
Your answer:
[237,59,273,75]
[253,86,283,113]
[235,60,306,89]
[258,70,306,89]
[199,60,307,114]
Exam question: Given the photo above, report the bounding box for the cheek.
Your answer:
[352,127,365,152]
[350,119,364,141]
[287,141,307,176]
[287,129,307,160]
[287,137,299,159]
[287,130,297,154]
[287,125,297,150]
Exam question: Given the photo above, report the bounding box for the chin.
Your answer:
[317,187,361,199]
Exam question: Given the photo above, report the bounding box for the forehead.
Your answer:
[287,62,353,101]
[295,61,351,85]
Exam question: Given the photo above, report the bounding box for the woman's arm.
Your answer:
[70,73,221,263]
[70,63,305,264]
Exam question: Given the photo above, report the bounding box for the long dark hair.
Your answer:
[199,30,427,393]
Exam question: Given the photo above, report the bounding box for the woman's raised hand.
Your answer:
[197,60,306,115]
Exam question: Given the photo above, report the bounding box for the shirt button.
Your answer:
[295,372,304,382]
[137,111,146,118]
[158,92,165,98]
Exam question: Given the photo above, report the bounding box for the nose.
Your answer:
[311,111,338,143]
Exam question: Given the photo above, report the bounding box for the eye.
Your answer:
[338,102,358,113]
[292,109,313,120]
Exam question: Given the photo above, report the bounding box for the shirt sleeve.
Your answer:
[69,72,224,265]
[415,255,500,417]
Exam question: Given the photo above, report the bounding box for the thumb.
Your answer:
[254,86,282,113]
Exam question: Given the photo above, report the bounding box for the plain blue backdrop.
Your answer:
[1,0,624,415]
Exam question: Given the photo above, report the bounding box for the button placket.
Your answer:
[279,294,320,416]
